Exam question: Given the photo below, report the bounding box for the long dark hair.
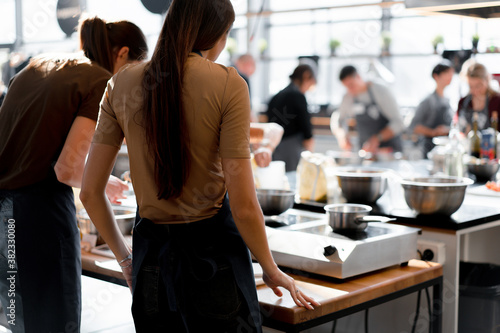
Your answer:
[79,17,148,73]
[143,0,235,200]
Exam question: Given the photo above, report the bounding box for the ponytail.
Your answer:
[79,17,114,73]
[142,0,235,200]
[79,17,148,73]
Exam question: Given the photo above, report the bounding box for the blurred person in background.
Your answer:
[0,17,147,332]
[266,64,316,172]
[235,54,284,167]
[410,60,455,157]
[457,62,500,134]
[331,65,404,154]
[235,53,256,100]
[80,1,318,332]
[0,80,5,107]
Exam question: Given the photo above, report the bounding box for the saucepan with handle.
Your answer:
[324,203,395,231]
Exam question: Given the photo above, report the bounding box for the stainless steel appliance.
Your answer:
[266,210,420,279]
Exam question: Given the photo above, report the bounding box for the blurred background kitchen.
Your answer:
[3,0,500,162]
[3,1,500,333]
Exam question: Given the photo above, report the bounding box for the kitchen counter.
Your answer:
[81,249,442,332]
[289,159,500,332]
[290,160,500,230]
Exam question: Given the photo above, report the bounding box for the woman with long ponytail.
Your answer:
[81,1,319,331]
[0,16,147,332]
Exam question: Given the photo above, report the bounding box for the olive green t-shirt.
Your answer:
[93,53,251,223]
[0,54,111,189]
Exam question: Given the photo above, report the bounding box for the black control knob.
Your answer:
[323,245,337,257]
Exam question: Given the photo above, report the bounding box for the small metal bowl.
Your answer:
[334,167,389,204]
[257,189,295,216]
[400,176,473,215]
[466,161,500,181]
[77,206,136,236]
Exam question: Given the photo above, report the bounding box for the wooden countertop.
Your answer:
[81,250,441,326]
[256,260,441,325]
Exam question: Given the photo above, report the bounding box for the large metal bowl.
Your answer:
[77,206,136,236]
[334,167,389,204]
[257,189,295,216]
[400,176,474,215]
[466,160,499,181]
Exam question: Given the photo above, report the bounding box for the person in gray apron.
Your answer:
[267,64,316,172]
[355,84,403,152]
[332,65,404,154]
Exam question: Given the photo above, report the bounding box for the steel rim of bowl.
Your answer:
[334,167,389,178]
[324,203,372,214]
[256,189,296,196]
[400,176,474,188]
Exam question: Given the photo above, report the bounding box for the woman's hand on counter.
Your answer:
[263,268,320,310]
[105,175,129,204]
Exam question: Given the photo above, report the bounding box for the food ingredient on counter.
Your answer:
[486,180,500,192]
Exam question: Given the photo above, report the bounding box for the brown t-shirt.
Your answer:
[93,53,251,223]
[0,54,111,189]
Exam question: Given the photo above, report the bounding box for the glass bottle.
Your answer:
[444,120,464,177]
[468,112,482,159]
[492,111,498,160]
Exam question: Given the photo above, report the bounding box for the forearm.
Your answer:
[232,206,279,275]
[54,163,84,188]
[223,158,279,275]
[413,125,435,138]
[80,191,131,260]
[377,127,395,141]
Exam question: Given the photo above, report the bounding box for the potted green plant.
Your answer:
[258,38,268,58]
[472,34,480,53]
[225,37,237,59]
[329,39,341,56]
[432,35,444,54]
[381,31,392,56]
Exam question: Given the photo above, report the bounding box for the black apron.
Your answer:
[131,195,262,332]
[0,171,81,333]
[272,133,304,172]
[458,95,490,133]
[355,85,402,152]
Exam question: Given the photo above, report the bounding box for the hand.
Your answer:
[339,137,352,151]
[362,135,380,154]
[263,268,320,310]
[254,147,273,168]
[120,263,133,291]
[432,125,449,137]
[105,175,129,204]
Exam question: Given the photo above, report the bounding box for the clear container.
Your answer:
[444,122,465,177]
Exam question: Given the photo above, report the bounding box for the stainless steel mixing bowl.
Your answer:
[256,189,295,216]
[400,176,474,215]
[334,167,389,204]
[77,206,136,236]
[466,161,500,181]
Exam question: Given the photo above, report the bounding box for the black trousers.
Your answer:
[0,176,81,333]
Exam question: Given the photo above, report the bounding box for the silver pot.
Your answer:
[324,203,395,231]
[334,167,389,204]
[257,189,295,216]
